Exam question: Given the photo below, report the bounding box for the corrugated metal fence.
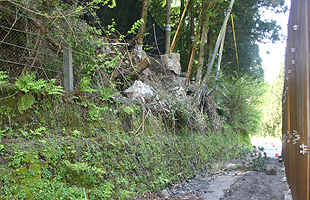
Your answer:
[283,0,310,199]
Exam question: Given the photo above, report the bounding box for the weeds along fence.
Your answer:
[0,2,65,82]
[0,1,165,91]
[0,1,124,91]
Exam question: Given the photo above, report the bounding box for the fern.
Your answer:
[0,71,8,85]
[79,76,97,93]
[14,72,64,113]
[17,93,36,114]
[63,160,106,175]
[43,79,64,95]
[123,106,135,115]
[127,19,144,34]
[30,127,46,136]
[14,72,45,93]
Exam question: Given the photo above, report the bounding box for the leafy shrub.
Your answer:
[219,76,265,136]
[0,71,8,84]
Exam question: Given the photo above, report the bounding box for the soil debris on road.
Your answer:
[134,158,291,200]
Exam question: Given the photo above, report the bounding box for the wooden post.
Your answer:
[165,0,172,54]
[63,43,73,91]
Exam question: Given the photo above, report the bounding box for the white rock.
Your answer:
[160,53,181,75]
[174,86,186,98]
[174,75,186,85]
[285,189,291,195]
[161,189,170,199]
[123,80,154,103]
[285,191,293,200]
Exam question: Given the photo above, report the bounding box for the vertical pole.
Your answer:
[190,0,194,44]
[165,0,171,54]
[63,43,73,91]
[137,0,148,59]
[189,0,194,60]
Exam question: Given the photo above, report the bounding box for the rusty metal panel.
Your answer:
[283,0,310,199]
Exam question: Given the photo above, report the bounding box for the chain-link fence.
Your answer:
[0,2,63,82]
[0,1,166,92]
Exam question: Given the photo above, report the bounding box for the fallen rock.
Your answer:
[174,86,187,98]
[123,80,154,103]
[266,164,277,175]
[161,53,181,75]
[161,189,170,199]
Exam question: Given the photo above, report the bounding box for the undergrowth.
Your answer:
[0,0,254,198]
[242,147,268,172]
[0,81,250,199]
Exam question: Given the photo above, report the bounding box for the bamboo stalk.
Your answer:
[169,0,190,53]
[185,7,203,86]
[202,0,234,83]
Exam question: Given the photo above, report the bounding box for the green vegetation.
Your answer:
[0,74,250,199]
[220,76,265,135]
[258,68,284,138]
[0,0,285,199]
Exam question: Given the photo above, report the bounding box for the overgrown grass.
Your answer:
[0,89,250,199]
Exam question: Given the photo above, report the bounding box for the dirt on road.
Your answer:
[220,158,289,200]
[135,158,291,200]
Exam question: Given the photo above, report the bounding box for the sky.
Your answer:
[259,0,291,83]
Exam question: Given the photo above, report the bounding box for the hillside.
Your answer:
[0,0,286,199]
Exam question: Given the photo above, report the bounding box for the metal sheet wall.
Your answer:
[283,0,310,199]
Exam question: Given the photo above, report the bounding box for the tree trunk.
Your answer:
[205,29,226,98]
[196,17,209,84]
[195,0,235,106]
[137,0,148,45]
[165,0,172,54]
[181,0,185,19]
[195,28,226,107]
[185,7,203,86]
[179,0,185,51]
[208,24,214,62]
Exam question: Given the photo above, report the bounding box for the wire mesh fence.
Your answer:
[0,0,166,92]
[0,2,63,82]
[0,1,112,89]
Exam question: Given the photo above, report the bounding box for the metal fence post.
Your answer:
[63,43,73,91]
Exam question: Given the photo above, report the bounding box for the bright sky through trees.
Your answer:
[259,0,291,83]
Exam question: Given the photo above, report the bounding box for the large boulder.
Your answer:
[123,80,155,103]
[160,53,181,75]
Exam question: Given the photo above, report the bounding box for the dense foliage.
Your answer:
[0,0,286,199]
[0,71,251,199]
[222,0,286,79]
[145,0,287,79]
[258,67,284,138]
